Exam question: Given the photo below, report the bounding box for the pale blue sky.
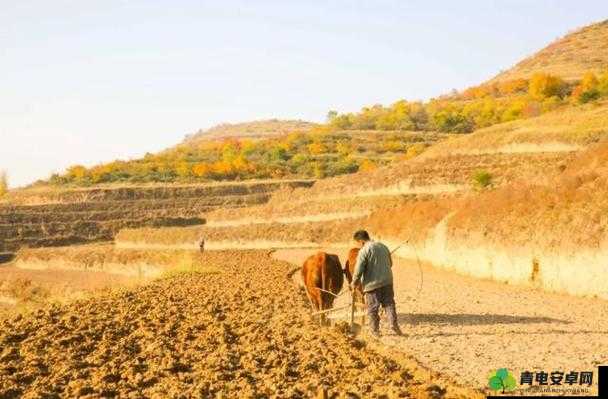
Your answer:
[2,1,607,187]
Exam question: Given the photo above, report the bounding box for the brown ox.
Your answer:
[343,248,365,305]
[301,252,343,322]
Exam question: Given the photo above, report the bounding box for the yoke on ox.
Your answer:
[301,252,343,324]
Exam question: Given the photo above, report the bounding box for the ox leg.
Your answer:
[304,287,321,323]
[312,289,325,325]
[320,292,327,325]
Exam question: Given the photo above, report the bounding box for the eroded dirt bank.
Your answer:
[0,250,478,398]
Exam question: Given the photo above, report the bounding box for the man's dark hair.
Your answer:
[353,230,370,241]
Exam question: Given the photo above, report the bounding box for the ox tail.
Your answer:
[319,252,327,310]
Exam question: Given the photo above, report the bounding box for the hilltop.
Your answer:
[492,19,608,82]
[20,20,608,189]
[183,119,317,142]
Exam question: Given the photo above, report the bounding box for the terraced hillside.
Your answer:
[183,119,317,142]
[0,180,313,260]
[116,98,608,301]
[192,100,608,228]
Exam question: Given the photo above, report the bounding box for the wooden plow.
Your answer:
[307,288,367,332]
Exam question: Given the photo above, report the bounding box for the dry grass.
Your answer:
[0,263,140,317]
[366,142,608,252]
[367,199,456,244]
[116,218,365,248]
[14,244,206,274]
[449,143,608,250]
[1,245,224,316]
[116,226,204,247]
[492,19,608,82]
[9,179,311,206]
[183,119,318,142]
[157,251,222,279]
[235,151,569,209]
[423,100,608,157]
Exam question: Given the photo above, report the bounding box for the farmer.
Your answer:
[199,235,205,254]
[350,230,403,337]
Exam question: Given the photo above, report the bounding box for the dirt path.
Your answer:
[0,250,479,398]
[275,248,608,395]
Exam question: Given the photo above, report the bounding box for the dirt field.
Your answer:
[0,250,479,398]
[275,248,607,396]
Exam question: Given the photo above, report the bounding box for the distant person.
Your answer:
[350,230,403,338]
[199,236,205,254]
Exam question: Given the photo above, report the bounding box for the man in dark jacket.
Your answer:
[350,230,403,337]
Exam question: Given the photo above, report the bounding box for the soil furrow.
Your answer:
[0,250,478,398]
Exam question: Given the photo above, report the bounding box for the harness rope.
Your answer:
[391,239,425,309]
[315,240,425,303]
[298,240,426,325]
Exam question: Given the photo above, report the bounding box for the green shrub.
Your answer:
[578,89,601,103]
[472,170,493,189]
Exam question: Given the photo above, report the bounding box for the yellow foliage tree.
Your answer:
[383,139,404,152]
[598,70,608,96]
[571,72,600,103]
[175,161,192,178]
[307,141,327,155]
[359,159,377,172]
[528,73,567,99]
[232,156,251,173]
[90,164,113,183]
[405,144,426,159]
[336,141,351,157]
[0,171,7,197]
[498,78,528,95]
[312,162,325,178]
[67,165,87,180]
[192,163,211,178]
[213,160,234,177]
[580,72,599,91]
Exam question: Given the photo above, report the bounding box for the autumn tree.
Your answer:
[498,78,528,95]
[598,70,608,96]
[335,140,352,157]
[528,73,568,99]
[0,171,7,197]
[359,159,377,172]
[175,161,192,179]
[571,72,600,103]
[326,110,338,122]
[307,141,327,155]
[192,163,211,178]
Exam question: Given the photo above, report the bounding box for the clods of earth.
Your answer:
[0,250,478,398]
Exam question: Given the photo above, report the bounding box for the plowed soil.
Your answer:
[0,250,479,398]
[275,248,607,396]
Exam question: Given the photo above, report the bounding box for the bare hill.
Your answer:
[492,19,608,82]
[183,119,317,142]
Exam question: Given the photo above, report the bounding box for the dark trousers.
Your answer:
[365,284,399,332]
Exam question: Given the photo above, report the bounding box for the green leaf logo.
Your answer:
[488,368,517,393]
